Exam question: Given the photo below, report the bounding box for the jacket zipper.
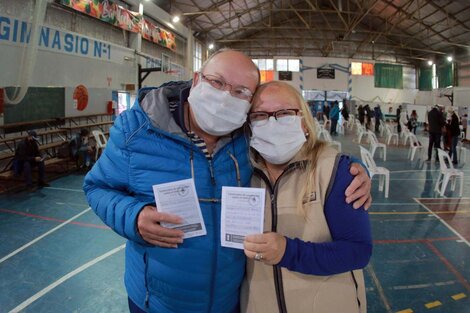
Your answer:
[253,161,307,313]
[143,252,150,309]
[207,156,218,313]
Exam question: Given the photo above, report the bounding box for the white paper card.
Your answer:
[221,186,265,249]
[152,179,206,239]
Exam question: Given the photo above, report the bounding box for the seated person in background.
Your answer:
[70,128,93,169]
[14,130,49,188]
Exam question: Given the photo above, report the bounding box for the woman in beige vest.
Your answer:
[241,81,372,313]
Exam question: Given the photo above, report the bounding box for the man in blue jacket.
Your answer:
[83,49,372,313]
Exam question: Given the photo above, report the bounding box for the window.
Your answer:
[193,41,202,72]
[351,62,374,75]
[277,59,288,71]
[351,62,362,75]
[362,63,374,75]
[253,58,274,83]
[276,59,300,72]
[288,59,300,72]
[254,59,274,71]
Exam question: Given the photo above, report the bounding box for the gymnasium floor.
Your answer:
[0,129,469,313]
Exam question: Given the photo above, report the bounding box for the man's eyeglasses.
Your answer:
[199,72,253,101]
[248,109,301,126]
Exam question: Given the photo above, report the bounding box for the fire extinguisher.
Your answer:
[107,100,114,115]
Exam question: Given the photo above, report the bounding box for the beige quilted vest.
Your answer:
[241,147,367,313]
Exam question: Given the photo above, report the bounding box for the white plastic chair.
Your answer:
[337,121,345,135]
[313,118,325,134]
[400,123,413,146]
[384,124,399,145]
[322,131,341,152]
[348,116,355,131]
[434,149,464,197]
[458,142,467,165]
[378,120,385,137]
[316,126,328,140]
[407,133,425,161]
[359,146,389,198]
[356,123,367,144]
[92,130,108,160]
[367,131,386,161]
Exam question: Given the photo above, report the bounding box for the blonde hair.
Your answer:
[250,81,326,214]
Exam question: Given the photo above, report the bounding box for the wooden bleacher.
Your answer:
[0,113,113,192]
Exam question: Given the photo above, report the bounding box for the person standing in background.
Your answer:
[409,110,418,134]
[358,105,365,126]
[396,105,402,134]
[374,104,383,133]
[364,104,372,130]
[329,100,340,135]
[341,103,349,122]
[427,105,446,162]
[323,102,330,123]
[448,108,460,164]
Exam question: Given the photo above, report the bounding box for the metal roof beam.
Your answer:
[426,0,470,32]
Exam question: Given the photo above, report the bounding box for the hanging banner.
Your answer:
[59,0,175,50]
[141,19,176,51]
[62,0,102,18]
[115,5,141,33]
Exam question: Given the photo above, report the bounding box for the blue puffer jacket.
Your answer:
[83,81,252,313]
[329,105,340,120]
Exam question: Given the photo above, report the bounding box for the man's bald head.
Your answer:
[197,49,260,94]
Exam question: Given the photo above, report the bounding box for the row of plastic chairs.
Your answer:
[360,141,464,198]
[350,118,466,198]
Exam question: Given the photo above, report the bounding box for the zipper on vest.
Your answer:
[253,162,307,313]
[272,179,287,313]
[350,271,361,310]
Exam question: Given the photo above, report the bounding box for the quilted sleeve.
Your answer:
[83,113,149,245]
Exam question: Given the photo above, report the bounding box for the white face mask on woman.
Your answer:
[188,81,251,136]
[250,115,306,165]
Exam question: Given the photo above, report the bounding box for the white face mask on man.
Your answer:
[250,115,306,165]
[188,81,251,136]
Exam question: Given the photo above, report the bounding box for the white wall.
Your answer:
[454,87,470,107]
[0,0,191,93]
[351,75,419,104]
[279,57,459,112]
[279,57,348,91]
